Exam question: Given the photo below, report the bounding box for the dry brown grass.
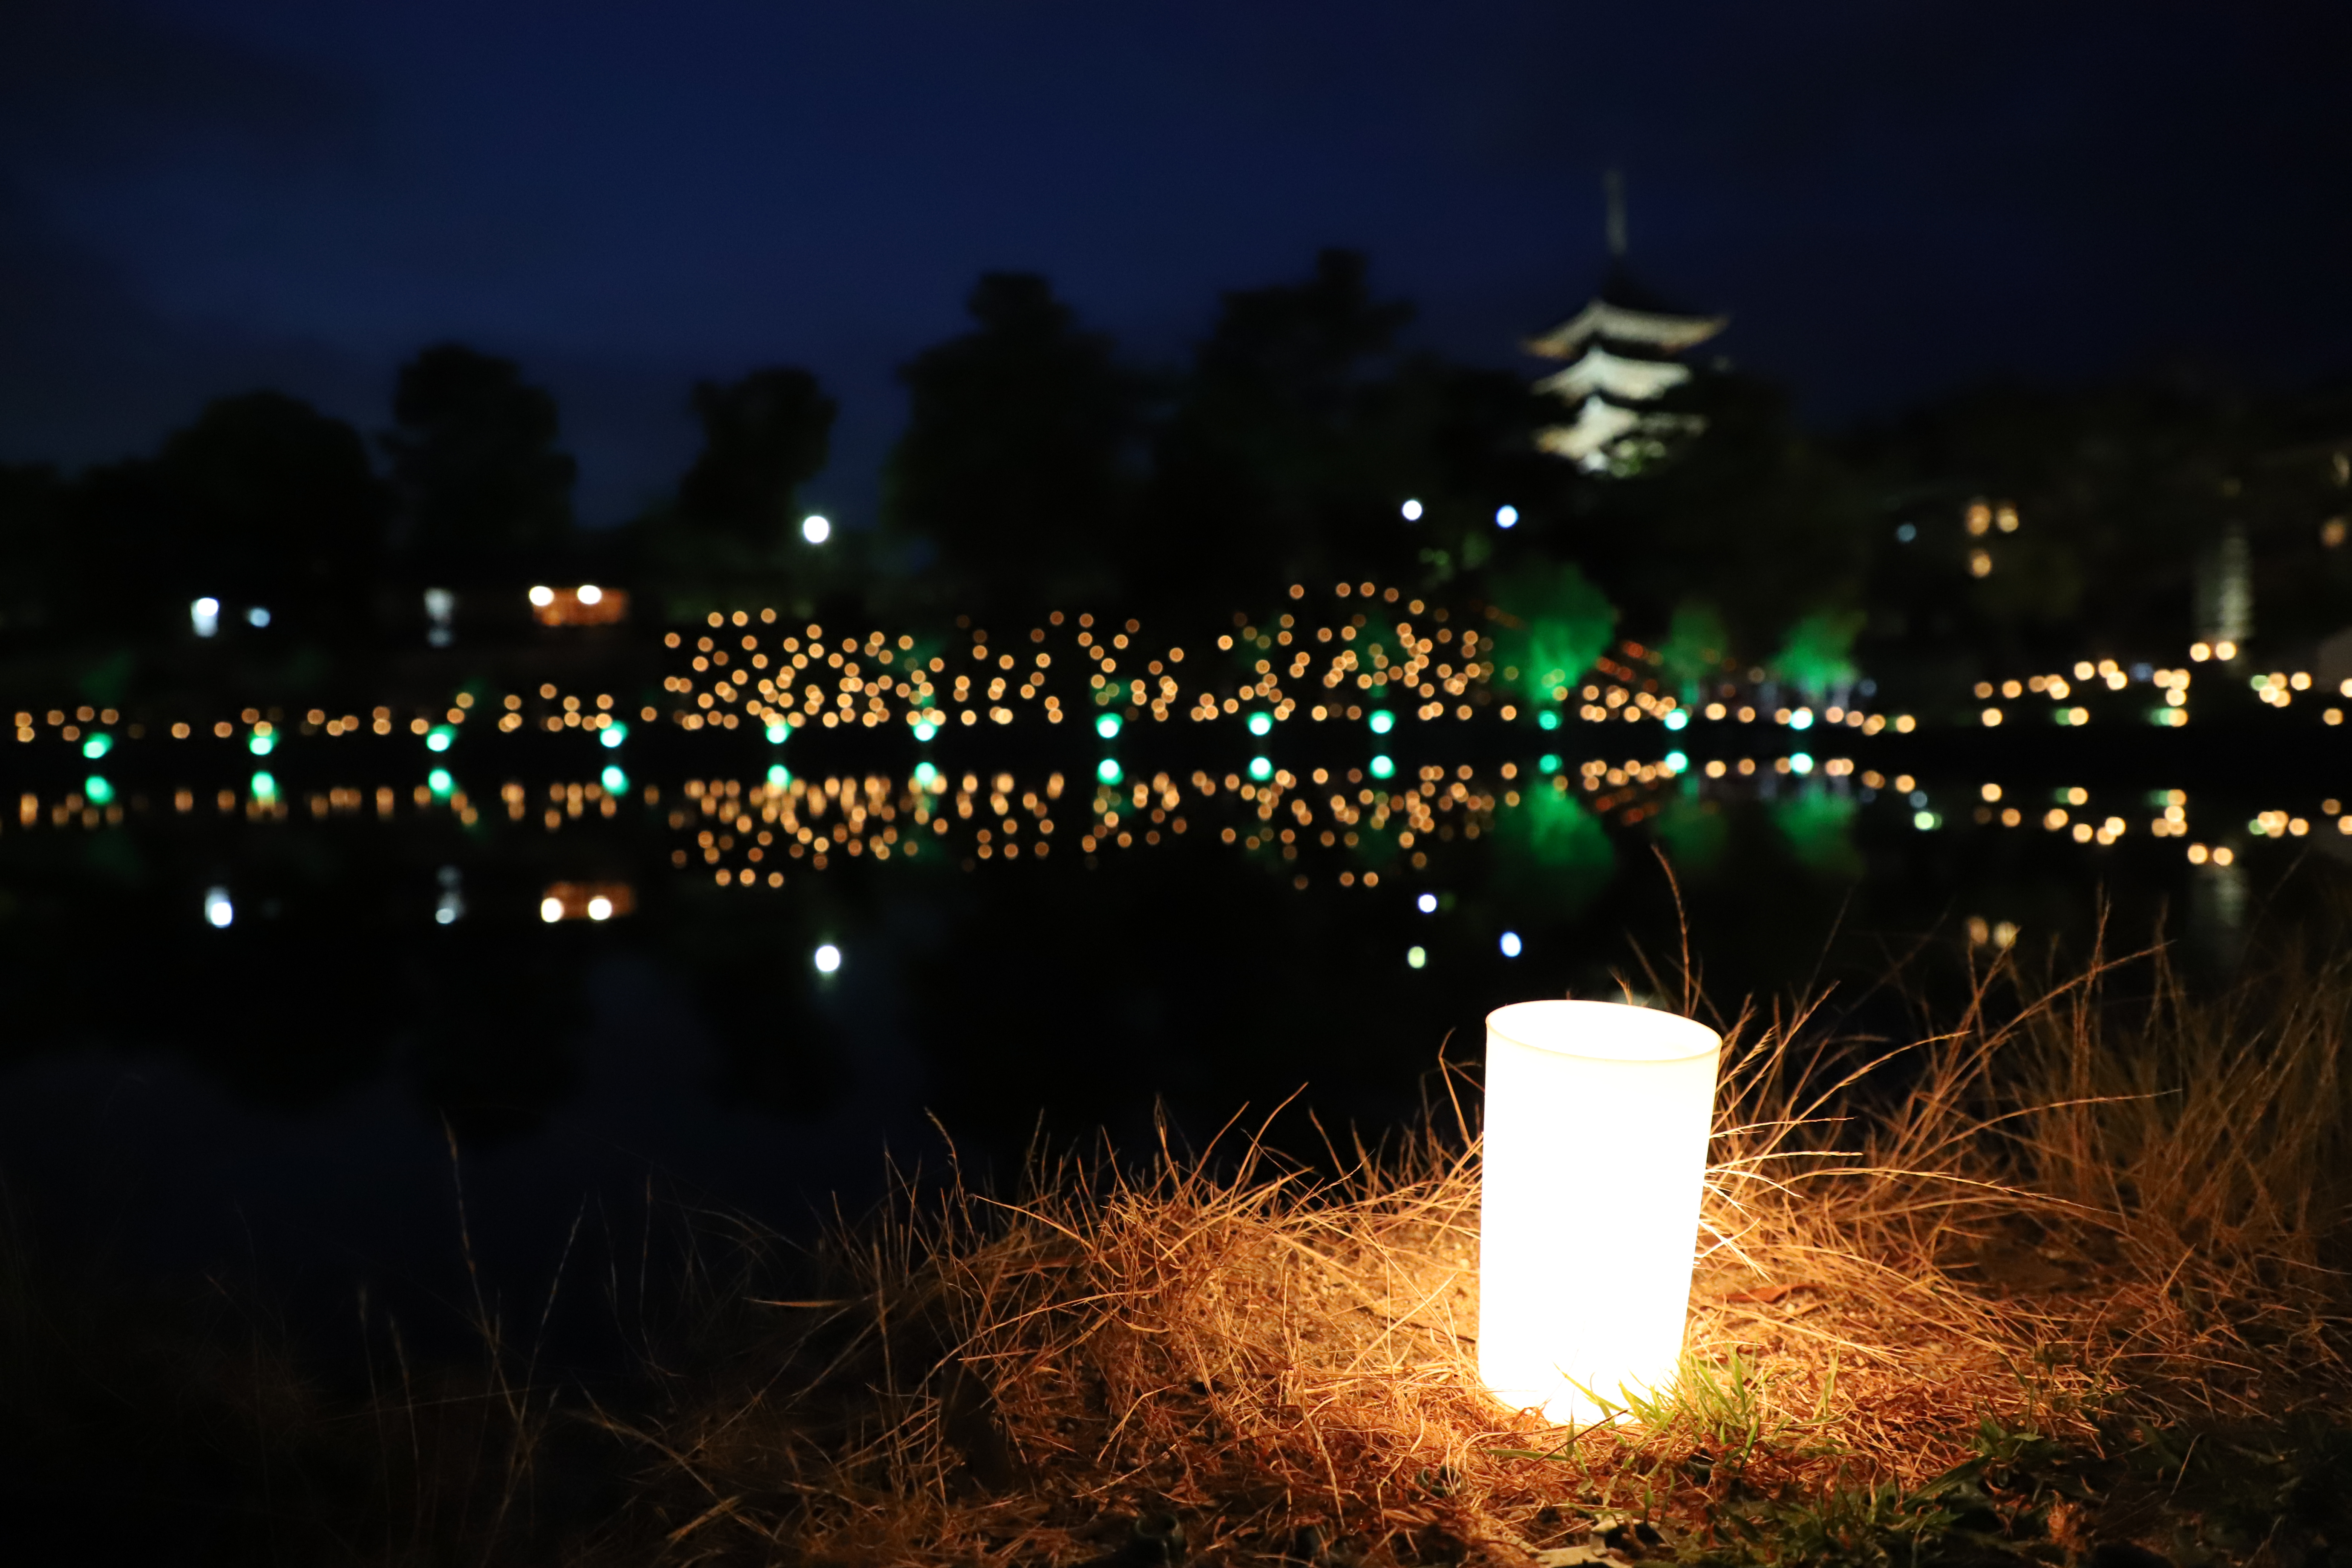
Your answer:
[603,934,2352,1566]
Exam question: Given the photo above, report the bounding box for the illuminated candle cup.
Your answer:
[1479,1000,1722,1425]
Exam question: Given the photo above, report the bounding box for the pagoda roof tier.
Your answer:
[1534,345,1693,404]
[1525,296,1727,360]
[1534,396,1643,464]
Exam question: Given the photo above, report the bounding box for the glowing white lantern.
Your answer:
[1479,1000,1721,1425]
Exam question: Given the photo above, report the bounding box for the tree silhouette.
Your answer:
[1144,249,1544,612]
[153,391,387,639]
[637,367,838,615]
[49,392,386,649]
[382,344,575,586]
[677,368,835,545]
[883,273,1142,620]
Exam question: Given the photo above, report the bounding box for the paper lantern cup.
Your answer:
[1478,1000,1723,1425]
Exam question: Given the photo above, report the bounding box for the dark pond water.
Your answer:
[5,623,2349,1361]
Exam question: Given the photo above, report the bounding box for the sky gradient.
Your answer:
[5,1,2347,526]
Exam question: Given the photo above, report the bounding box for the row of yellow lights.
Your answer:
[10,692,658,746]
[1958,780,2352,861]
[666,591,1523,733]
[1972,649,2352,729]
[681,760,1537,885]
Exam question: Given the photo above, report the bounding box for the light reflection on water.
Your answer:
[3,740,2346,1341]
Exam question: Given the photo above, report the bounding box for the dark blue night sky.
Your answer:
[5,1,2347,525]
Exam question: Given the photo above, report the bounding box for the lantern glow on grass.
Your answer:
[1479,1000,1723,1426]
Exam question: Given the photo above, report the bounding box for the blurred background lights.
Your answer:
[912,761,938,786]
[813,943,842,973]
[426,726,454,752]
[1369,709,1395,734]
[190,597,220,637]
[801,514,831,544]
[245,606,270,628]
[1499,931,1523,958]
[83,775,114,805]
[601,764,629,793]
[1400,498,1424,521]
[587,896,614,922]
[1538,753,1561,773]
[1787,752,1812,775]
[768,763,792,786]
[1095,713,1122,739]
[528,585,556,607]
[1246,712,1273,737]
[1417,892,1438,914]
[1248,756,1274,781]
[81,733,110,759]
[576,583,603,605]
[204,887,234,928]
[250,771,277,800]
[1914,810,1940,830]
[1406,945,1427,969]
[1788,708,1814,730]
[427,768,454,796]
[1666,751,1689,773]
[1663,709,1688,730]
[1537,710,1560,730]
[1495,505,1519,528]
[603,721,631,748]
[540,896,564,923]
[1096,758,1122,784]
[435,867,463,925]
[913,721,937,741]
[1369,755,1395,779]
[248,732,275,756]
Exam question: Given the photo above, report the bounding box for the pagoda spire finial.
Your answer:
[1604,167,1627,259]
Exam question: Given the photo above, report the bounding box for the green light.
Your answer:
[1096,758,1122,785]
[764,721,788,744]
[1537,709,1561,731]
[768,763,793,787]
[427,768,454,797]
[426,727,454,752]
[1788,752,1814,775]
[1538,752,1561,774]
[251,771,277,800]
[248,732,276,756]
[1369,755,1395,780]
[1665,750,1688,773]
[1095,713,1122,740]
[601,764,629,793]
[1246,711,1273,737]
[84,775,114,806]
[913,721,937,741]
[912,761,938,787]
[602,720,630,749]
[81,733,112,760]
[1663,709,1688,731]
[1369,709,1395,734]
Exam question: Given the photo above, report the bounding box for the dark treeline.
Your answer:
[3,248,2349,709]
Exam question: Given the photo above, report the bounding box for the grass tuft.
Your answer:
[607,932,2352,1564]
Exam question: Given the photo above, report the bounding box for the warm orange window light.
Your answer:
[539,880,637,922]
[528,585,629,626]
[1479,1000,1722,1425]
